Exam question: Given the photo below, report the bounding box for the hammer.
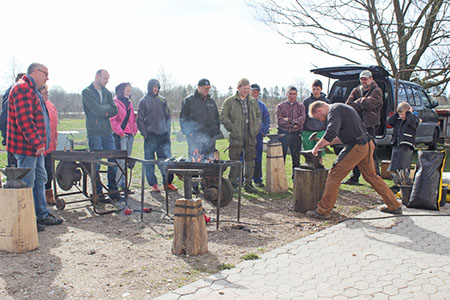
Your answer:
[309,132,319,142]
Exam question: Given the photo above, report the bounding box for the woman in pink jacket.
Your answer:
[40,85,58,204]
[111,83,138,189]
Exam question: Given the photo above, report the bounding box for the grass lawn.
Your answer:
[1,117,448,196]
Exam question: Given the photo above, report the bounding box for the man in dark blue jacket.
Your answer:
[250,84,270,187]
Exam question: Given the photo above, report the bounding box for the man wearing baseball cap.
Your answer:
[343,70,382,185]
[249,83,270,187]
[180,78,220,193]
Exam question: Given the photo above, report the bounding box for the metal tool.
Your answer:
[299,150,325,169]
[0,167,31,189]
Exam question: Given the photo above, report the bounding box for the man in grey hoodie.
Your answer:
[137,79,177,192]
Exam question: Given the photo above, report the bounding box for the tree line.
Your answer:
[0,80,311,127]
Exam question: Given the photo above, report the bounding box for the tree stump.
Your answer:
[292,167,329,213]
[266,142,288,193]
[172,199,208,255]
[0,188,39,253]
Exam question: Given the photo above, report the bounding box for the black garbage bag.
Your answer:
[408,150,446,210]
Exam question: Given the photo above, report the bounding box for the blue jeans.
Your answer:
[87,134,118,194]
[144,133,173,186]
[14,154,49,220]
[116,135,134,188]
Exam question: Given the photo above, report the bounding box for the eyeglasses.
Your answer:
[37,69,49,77]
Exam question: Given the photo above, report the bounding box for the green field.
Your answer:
[1,118,448,195]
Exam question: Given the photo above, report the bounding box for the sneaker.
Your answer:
[255,182,265,188]
[151,184,160,192]
[244,183,258,194]
[37,222,45,232]
[109,193,124,202]
[341,179,360,186]
[379,205,403,214]
[98,195,111,204]
[38,213,63,226]
[165,184,178,191]
[305,210,331,220]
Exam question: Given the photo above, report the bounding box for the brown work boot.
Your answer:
[46,189,55,205]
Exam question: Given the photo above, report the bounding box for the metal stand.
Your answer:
[137,158,243,229]
[51,150,129,214]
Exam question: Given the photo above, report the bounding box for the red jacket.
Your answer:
[7,75,47,156]
[45,100,58,154]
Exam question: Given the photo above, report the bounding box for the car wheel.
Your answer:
[428,128,439,150]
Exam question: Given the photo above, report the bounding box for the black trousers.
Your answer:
[7,151,17,167]
[44,153,53,190]
[279,130,302,171]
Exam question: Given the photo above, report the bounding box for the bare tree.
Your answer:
[249,0,450,93]
[2,56,24,89]
[157,66,177,100]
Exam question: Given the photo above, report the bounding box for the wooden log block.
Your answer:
[292,167,329,213]
[0,188,39,253]
[266,142,288,193]
[172,199,208,255]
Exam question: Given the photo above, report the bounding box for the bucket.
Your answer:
[400,185,412,206]
[440,186,448,208]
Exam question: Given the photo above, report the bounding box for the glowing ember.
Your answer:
[192,149,202,162]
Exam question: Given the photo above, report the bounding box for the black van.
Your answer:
[311,65,440,149]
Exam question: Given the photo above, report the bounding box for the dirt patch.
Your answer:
[0,180,385,299]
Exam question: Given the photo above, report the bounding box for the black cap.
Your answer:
[250,84,261,91]
[198,78,211,87]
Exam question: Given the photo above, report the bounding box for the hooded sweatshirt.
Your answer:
[302,92,330,132]
[137,79,171,138]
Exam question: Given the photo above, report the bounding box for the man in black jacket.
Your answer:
[0,72,25,167]
[180,78,220,193]
[302,80,330,164]
[82,69,120,201]
[180,78,220,160]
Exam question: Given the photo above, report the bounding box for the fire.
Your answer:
[192,149,202,162]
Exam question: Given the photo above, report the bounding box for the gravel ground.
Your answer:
[0,177,385,300]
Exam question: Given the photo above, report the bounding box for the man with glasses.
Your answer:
[276,86,306,176]
[180,78,220,194]
[7,63,63,231]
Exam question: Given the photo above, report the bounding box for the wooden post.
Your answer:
[172,199,208,255]
[0,188,39,253]
[292,167,329,213]
[266,142,288,193]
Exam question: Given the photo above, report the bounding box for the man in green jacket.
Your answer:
[82,69,120,201]
[220,78,262,193]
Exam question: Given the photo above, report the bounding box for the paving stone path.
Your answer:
[155,206,450,299]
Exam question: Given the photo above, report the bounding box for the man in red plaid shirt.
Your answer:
[7,63,63,231]
[275,86,306,176]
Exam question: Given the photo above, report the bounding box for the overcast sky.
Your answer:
[0,0,347,95]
